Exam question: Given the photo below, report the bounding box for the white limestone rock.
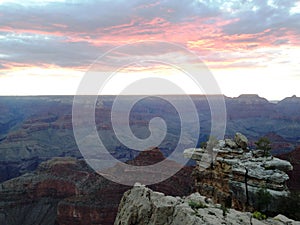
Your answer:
[234,132,248,149]
[114,185,299,225]
[263,158,293,172]
[225,138,238,149]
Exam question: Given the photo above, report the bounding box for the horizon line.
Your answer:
[0,94,298,102]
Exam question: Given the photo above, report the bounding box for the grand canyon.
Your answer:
[0,95,299,224]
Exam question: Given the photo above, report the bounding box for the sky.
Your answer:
[0,0,300,100]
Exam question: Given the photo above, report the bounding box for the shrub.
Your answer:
[252,211,267,220]
[188,201,207,210]
[255,187,272,213]
[200,141,207,149]
[255,137,271,157]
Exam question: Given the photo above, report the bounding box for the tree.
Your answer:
[255,187,272,213]
[255,137,271,157]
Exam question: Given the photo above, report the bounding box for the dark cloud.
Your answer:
[0,0,219,35]
[0,0,299,69]
[221,0,300,35]
[135,0,220,23]
[0,0,222,68]
[0,32,112,68]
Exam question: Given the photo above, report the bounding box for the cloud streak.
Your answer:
[0,0,299,98]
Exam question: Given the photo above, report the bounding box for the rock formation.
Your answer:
[184,133,293,213]
[114,184,299,225]
[0,148,193,225]
[0,113,79,183]
[234,132,248,150]
[0,157,120,225]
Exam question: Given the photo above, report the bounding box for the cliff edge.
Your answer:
[114,184,299,225]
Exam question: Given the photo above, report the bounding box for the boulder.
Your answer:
[273,214,297,224]
[234,132,248,149]
[225,139,238,149]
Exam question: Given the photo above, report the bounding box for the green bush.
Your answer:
[253,211,267,220]
[255,137,271,157]
[255,187,272,212]
[200,141,207,149]
[188,201,207,210]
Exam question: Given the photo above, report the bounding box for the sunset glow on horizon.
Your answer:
[0,0,300,100]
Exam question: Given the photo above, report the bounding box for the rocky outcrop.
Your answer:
[225,138,238,149]
[0,148,193,225]
[234,132,248,150]
[114,184,299,225]
[101,147,194,188]
[184,133,293,213]
[0,156,129,225]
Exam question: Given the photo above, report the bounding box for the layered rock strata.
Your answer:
[0,148,193,225]
[184,133,293,212]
